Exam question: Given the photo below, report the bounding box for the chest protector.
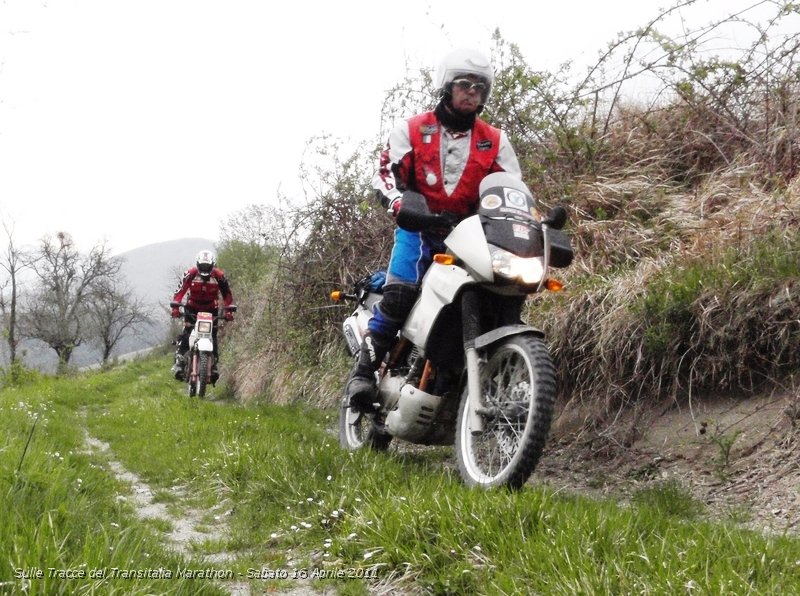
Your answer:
[407,111,501,215]
[188,276,220,310]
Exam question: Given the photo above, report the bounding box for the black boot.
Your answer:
[346,283,417,411]
[346,333,392,412]
[210,359,219,384]
[171,352,186,380]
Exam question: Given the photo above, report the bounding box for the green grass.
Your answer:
[2,355,800,594]
[638,230,800,356]
[0,361,224,595]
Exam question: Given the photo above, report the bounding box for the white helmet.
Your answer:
[433,48,494,102]
[196,249,215,279]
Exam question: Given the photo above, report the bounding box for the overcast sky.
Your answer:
[0,0,763,254]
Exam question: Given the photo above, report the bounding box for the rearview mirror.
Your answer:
[542,206,568,230]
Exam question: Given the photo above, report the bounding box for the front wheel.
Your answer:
[455,334,556,489]
[196,352,209,397]
[338,359,392,452]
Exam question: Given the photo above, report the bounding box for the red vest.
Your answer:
[407,111,501,215]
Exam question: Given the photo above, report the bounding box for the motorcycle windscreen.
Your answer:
[477,185,543,258]
[478,185,574,268]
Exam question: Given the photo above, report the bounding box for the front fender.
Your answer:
[473,324,544,351]
[196,338,214,352]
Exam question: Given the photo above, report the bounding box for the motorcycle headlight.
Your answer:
[490,247,545,285]
[197,320,213,334]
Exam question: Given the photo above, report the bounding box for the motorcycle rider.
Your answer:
[346,47,523,411]
[170,249,235,380]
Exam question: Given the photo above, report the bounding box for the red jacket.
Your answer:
[172,267,233,313]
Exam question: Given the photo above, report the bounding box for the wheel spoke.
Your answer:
[467,345,535,482]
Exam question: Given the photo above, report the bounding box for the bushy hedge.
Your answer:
[221,3,800,421]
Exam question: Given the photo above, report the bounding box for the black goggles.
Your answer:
[451,78,488,93]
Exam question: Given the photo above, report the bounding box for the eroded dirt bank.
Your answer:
[539,389,800,534]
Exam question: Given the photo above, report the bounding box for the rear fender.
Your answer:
[342,301,376,356]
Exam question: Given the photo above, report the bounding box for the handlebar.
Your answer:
[170,302,237,315]
[396,191,458,233]
[397,190,567,232]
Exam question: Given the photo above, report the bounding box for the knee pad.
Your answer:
[378,283,418,321]
[369,282,419,338]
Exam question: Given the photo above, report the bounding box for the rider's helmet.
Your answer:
[433,48,494,105]
[196,250,216,280]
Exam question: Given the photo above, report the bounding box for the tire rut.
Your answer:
[79,424,252,595]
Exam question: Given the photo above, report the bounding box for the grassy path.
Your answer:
[2,356,800,595]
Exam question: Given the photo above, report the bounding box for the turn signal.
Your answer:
[433,254,454,265]
[545,278,564,292]
[330,290,343,302]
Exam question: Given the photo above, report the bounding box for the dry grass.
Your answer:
[542,170,800,435]
[222,6,800,430]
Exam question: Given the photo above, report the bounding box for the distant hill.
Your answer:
[110,237,219,359]
[117,237,217,310]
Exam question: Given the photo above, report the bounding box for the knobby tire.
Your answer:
[455,334,556,489]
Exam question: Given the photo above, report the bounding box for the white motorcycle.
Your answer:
[171,302,236,398]
[331,172,573,489]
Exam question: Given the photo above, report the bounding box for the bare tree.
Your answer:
[219,203,285,248]
[21,232,120,368]
[0,222,30,365]
[86,278,154,363]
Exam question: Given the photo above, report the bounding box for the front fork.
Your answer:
[461,289,530,435]
[462,288,484,434]
[188,350,213,383]
[189,352,199,384]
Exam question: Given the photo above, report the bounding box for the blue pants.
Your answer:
[368,228,446,338]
